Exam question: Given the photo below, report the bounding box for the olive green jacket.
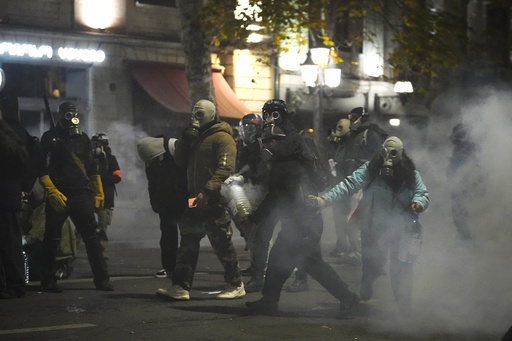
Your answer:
[176,121,236,203]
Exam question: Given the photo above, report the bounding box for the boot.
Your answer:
[245,275,265,293]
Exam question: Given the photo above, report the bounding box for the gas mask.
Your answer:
[333,118,350,142]
[262,99,287,127]
[191,99,216,128]
[92,141,105,157]
[263,110,282,126]
[259,125,286,162]
[380,136,403,179]
[348,107,367,131]
[57,102,81,137]
[58,110,81,136]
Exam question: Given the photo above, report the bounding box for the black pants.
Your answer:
[40,191,109,286]
[0,209,25,295]
[159,211,180,272]
[261,212,353,303]
[249,210,279,277]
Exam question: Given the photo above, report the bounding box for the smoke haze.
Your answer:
[97,90,512,337]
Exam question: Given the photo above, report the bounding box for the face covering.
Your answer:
[191,100,216,128]
[380,136,404,179]
[59,111,81,137]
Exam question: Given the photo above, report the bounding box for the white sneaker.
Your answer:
[216,283,246,299]
[156,285,190,300]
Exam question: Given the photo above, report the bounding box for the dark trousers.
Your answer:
[249,210,279,277]
[172,205,241,291]
[361,231,413,307]
[262,212,353,303]
[40,191,109,286]
[159,211,180,272]
[0,209,25,294]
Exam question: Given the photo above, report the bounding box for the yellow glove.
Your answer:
[90,174,105,211]
[39,175,67,212]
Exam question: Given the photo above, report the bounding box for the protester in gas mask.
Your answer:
[38,102,113,293]
[307,136,429,315]
[246,100,359,318]
[447,123,479,240]
[156,99,245,301]
[327,107,387,264]
[91,133,121,259]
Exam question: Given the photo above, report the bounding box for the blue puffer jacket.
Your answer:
[321,162,429,236]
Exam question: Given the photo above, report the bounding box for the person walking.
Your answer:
[156,99,245,300]
[329,107,387,264]
[38,102,113,293]
[307,136,429,314]
[245,100,359,317]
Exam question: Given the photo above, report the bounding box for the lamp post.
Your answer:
[300,47,341,146]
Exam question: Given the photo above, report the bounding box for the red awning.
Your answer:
[128,61,250,119]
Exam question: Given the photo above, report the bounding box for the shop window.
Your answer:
[1,63,86,99]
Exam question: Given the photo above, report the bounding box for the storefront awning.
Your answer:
[128,61,250,119]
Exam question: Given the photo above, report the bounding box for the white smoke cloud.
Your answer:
[360,89,512,337]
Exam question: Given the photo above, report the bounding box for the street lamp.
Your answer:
[300,47,341,145]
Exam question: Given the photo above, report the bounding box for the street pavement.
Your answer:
[0,234,507,340]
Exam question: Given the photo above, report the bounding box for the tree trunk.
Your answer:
[176,0,215,109]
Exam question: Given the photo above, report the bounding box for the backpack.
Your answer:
[299,136,330,193]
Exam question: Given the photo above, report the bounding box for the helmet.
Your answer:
[92,133,109,146]
[239,113,263,143]
[262,99,287,126]
[348,107,369,123]
[192,99,217,128]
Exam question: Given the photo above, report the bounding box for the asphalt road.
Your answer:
[1,233,507,341]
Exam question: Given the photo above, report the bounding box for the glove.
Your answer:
[39,175,67,212]
[194,192,209,208]
[305,195,326,210]
[90,174,105,211]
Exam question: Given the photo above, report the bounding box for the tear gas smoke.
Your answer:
[350,87,512,337]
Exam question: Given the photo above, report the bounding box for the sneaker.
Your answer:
[95,280,114,291]
[216,283,246,299]
[41,282,63,293]
[244,276,264,293]
[154,269,171,278]
[285,279,308,293]
[339,293,360,318]
[157,285,190,300]
[246,298,279,316]
[360,280,373,301]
